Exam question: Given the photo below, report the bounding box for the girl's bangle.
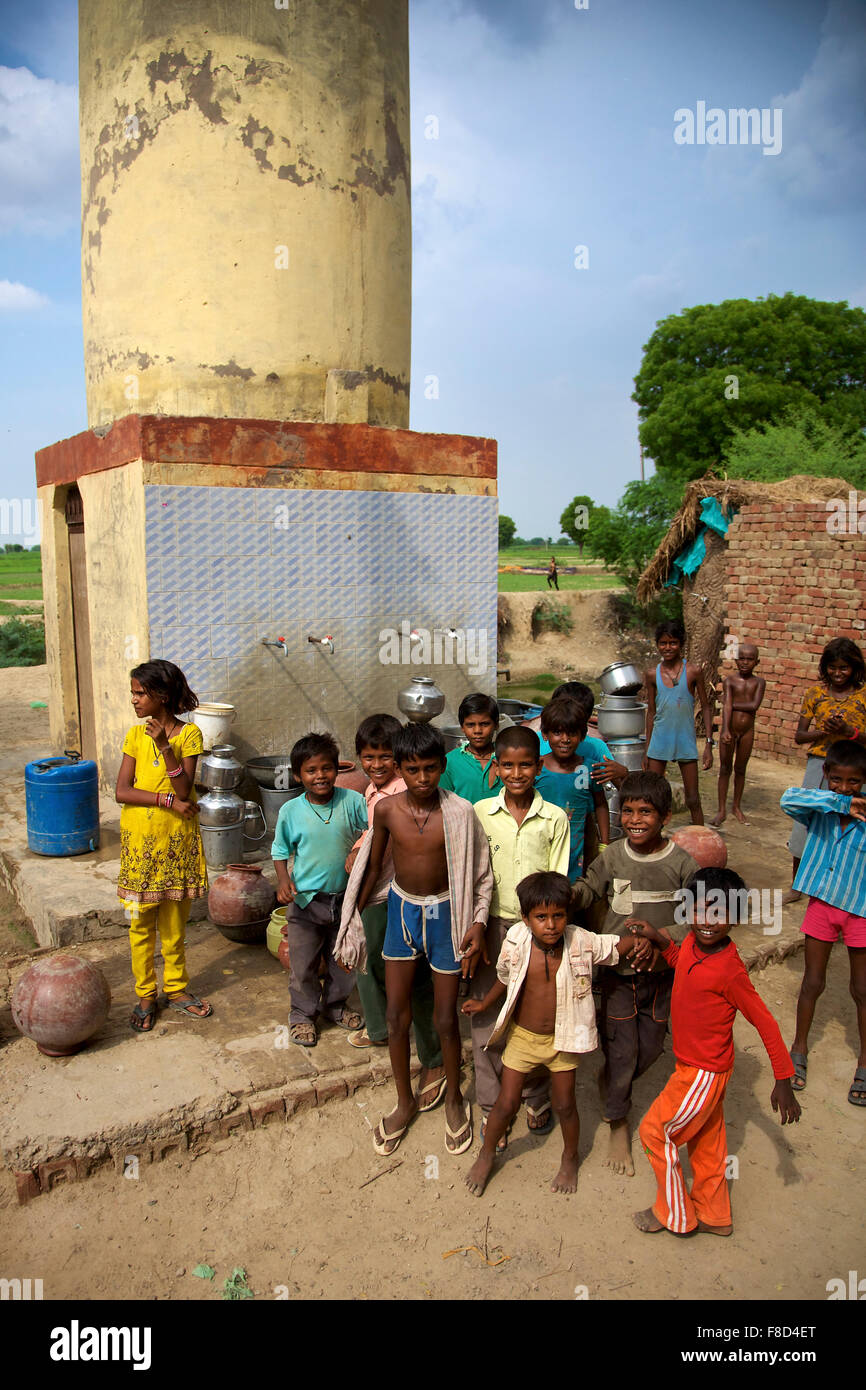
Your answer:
[166,765,184,779]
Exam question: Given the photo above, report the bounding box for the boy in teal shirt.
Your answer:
[440,693,503,803]
[272,732,368,1047]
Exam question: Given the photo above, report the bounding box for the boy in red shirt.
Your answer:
[631,867,801,1237]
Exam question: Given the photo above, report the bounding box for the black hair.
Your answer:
[619,770,672,819]
[550,681,594,715]
[517,871,572,916]
[819,637,865,690]
[684,867,748,923]
[393,722,447,768]
[290,732,340,777]
[494,724,540,758]
[540,696,588,737]
[458,692,499,724]
[655,619,686,646]
[130,660,198,715]
[355,713,403,756]
[824,739,866,779]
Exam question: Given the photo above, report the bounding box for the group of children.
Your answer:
[114,642,866,1237]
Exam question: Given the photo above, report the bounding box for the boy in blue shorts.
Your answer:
[339,723,493,1157]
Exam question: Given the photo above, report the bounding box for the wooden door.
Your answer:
[65,487,97,761]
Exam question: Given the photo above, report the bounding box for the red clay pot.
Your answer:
[12,954,111,1057]
[670,825,728,869]
[208,863,276,943]
[335,760,369,794]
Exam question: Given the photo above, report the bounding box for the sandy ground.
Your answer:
[0,943,861,1304]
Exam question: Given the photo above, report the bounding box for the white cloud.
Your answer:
[0,66,79,235]
[0,279,50,311]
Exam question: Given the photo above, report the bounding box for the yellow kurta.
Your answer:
[117,722,208,905]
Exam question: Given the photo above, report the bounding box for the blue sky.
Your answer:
[1,0,864,541]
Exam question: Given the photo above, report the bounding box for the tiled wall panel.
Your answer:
[145,486,498,758]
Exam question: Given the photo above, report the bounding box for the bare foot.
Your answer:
[633,1207,666,1233]
[697,1220,733,1236]
[551,1154,579,1193]
[781,888,802,906]
[373,1099,417,1156]
[732,806,747,824]
[710,810,726,827]
[465,1152,495,1196]
[603,1118,634,1176]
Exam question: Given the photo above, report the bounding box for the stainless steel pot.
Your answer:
[260,784,304,838]
[198,744,244,790]
[599,662,643,697]
[246,756,297,791]
[596,697,647,740]
[198,787,245,869]
[605,736,647,773]
[242,800,269,844]
[397,675,445,724]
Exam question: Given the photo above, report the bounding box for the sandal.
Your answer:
[848,1066,866,1107]
[130,998,157,1033]
[416,1073,448,1113]
[790,1050,808,1092]
[373,1114,410,1156]
[445,1103,473,1155]
[526,1102,553,1134]
[290,1021,318,1048]
[328,1006,363,1031]
[166,992,213,1019]
[348,1028,387,1049]
[480,1112,510,1154]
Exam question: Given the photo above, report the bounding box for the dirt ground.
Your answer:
[0,943,861,1304]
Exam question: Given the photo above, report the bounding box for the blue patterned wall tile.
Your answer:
[147,591,177,627]
[148,625,163,653]
[210,624,257,661]
[146,522,178,561]
[159,555,187,591]
[222,588,263,625]
[161,625,212,662]
[224,523,270,559]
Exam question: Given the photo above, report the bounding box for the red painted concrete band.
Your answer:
[35,415,497,487]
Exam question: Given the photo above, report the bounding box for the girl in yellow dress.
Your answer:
[115,660,212,1031]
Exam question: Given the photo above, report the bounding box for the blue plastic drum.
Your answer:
[25,756,100,856]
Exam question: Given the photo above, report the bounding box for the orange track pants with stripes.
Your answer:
[638,1062,734,1233]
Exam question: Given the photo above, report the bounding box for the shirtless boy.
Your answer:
[463,871,651,1196]
[350,722,492,1158]
[711,643,766,826]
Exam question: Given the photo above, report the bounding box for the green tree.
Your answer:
[723,407,866,489]
[633,293,866,481]
[498,514,517,548]
[585,473,685,587]
[560,495,595,554]
[4,543,24,553]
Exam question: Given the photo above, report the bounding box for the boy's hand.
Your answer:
[721,730,732,746]
[624,916,659,943]
[771,1078,801,1125]
[459,921,488,979]
[850,796,866,821]
[627,935,654,967]
[344,847,359,874]
[461,998,484,1016]
[701,744,713,771]
[590,757,627,784]
[276,878,296,905]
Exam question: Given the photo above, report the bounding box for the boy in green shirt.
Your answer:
[440,694,503,803]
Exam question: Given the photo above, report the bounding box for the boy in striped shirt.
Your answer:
[781,739,866,1107]
[630,867,800,1237]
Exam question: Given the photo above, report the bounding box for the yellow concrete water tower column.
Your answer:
[79,0,411,428]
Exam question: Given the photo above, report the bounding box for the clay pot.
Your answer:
[208,863,277,944]
[11,954,111,1057]
[335,760,369,794]
[670,825,728,870]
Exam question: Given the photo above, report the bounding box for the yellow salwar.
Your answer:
[117,722,208,998]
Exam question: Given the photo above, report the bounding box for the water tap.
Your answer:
[262,636,288,655]
[307,633,335,655]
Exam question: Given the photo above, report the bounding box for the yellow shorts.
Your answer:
[501,1023,581,1074]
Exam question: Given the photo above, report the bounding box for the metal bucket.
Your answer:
[260,784,303,838]
[242,800,269,846]
[596,696,647,740]
[200,821,245,871]
[599,662,643,697]
[604,737,646,840]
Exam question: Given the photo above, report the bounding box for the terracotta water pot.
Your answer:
[670,825,728,870]
[12,954,111,1057]
[208,863,277,944]
[335,760,369,794]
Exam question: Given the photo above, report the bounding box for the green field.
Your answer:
[498,570,622,592]
[498,544,599,567]
[0,552,43,600]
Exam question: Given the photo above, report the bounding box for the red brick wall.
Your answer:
[723,494,866,765]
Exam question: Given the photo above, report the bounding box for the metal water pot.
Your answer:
[197,786,245,869]
[599,661,644,697]
[198,744,244,791]
[595,695,647,740]
[397,675,445,723]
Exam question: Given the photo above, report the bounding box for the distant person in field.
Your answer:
[547,556,559,590]
[711,643,766,826]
